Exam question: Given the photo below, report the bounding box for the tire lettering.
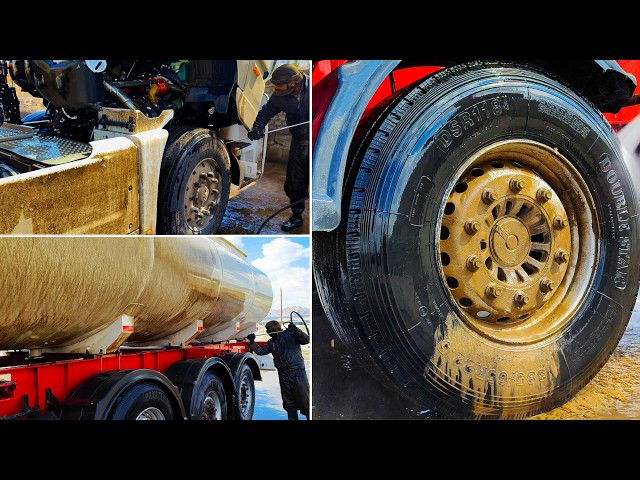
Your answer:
[598,154,631,235]
[436,97,510,150]
[537,100,590,138]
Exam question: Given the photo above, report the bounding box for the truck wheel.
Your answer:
[235,364,255,420]
[109,382,175,420]
[314,61,640,419]
[157,127,231,234]
[193,372,228,420]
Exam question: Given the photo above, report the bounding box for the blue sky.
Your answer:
[223,236,311,309]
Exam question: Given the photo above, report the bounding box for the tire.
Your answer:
[192,372,228,420]
[234,364,255,420]
[109,382,175,420]
[313,61,640,419]
[157,127,231,234]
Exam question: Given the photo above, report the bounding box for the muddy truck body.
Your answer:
[312,59,640,419]
[0,236,273,420]
[0,60,277,235]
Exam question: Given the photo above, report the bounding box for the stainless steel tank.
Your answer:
[0,236,272,352]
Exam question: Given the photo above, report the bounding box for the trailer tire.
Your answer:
[235,364,255,420]
[157,127,231,234]
[313,61,640,419]
[193,372,228,420]
[109,382,175,420]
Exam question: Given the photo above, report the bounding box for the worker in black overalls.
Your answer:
[248,63,309,232]
[247,320,310,420]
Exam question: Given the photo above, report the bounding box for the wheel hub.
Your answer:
[439,156,573,326]
[184,159,221,232]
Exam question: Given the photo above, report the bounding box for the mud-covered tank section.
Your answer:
[0,237,272,351]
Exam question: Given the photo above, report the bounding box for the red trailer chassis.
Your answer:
[0,341,265,420]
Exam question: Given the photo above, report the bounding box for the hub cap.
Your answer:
[436,140,599,344]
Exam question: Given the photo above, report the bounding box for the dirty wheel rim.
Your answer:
[135,407,165,420]
[184,158,222,232]
[239,378,253,417]
[202,390,222,420]
[436,139,599,345]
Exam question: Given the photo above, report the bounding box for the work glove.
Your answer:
[247,127,264,141]
[287,322,296,331]
[246,333,256,343]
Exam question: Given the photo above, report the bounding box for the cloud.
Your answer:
[222,236,244,250]
[252,238,311,308]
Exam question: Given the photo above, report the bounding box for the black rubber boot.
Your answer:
[281,216,303,232]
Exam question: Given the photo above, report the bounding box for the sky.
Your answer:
[223,236,311,309]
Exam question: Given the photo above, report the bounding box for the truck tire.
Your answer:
[192,372,228,420]
[313,61,640,419]
[157,127,231,234]
[109,382,176,420]
[234,364,255,420]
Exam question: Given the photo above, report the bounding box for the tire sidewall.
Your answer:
[349,67,640,417]
[161,131,231,235]
[109,382,175,420]
[193,372,228,420]
[235,365,255,420]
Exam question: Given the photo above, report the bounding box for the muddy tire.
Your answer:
[109,382,175,420]
[192,372,228,420]
[157,127,231,234]
[313,61,640,419]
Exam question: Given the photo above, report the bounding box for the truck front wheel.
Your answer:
[157,128,231,234]
[314,61,640,419]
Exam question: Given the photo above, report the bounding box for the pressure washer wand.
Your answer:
[223,121,310,144]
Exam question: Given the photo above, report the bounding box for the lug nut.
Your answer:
[191,207,200,213]
[200,173,208,179]
[189,194,197,201]
[482,189,497,204]
[554,249,570,264]
[464,220,481,235]
[553,216,568,229]
[201,209,211,216]
[509,178,525,192]
[486,283,503,298]
[540,277,555,293]
[207,172,215,178]
[536,188,552,203]
[194,182,201,188]
[514,292,530,307]
[466,255,482,272]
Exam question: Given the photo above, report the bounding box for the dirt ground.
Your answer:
[6,75,309,236]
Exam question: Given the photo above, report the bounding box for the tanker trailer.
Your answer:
[0,236,273,420]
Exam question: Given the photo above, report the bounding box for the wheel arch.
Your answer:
[58,369,186,420]
[312,59,636,232]
[164,357,235,420]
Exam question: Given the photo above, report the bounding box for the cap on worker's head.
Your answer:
[271,63,303,96]
[265,320,283,333]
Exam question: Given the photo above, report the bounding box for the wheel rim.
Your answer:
[436,139,599,345]
[202,390,223,420]
[135,407,165,420]
[239,377,253,417]
[184,158,222,232]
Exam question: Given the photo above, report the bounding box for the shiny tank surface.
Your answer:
[0,236,272,351]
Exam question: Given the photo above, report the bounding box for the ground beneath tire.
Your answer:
[311,286,640,420]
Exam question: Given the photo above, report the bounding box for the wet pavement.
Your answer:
[218,160,309,236]
[311,286,640,420]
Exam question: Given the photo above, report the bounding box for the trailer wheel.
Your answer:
[235,364,255,420]
[314,61,640,419]
[157,127,231,234]
[193,372,228,420]
[109,382,175,420]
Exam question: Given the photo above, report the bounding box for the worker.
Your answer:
[247,63,309,232]
[247,320,310,420]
